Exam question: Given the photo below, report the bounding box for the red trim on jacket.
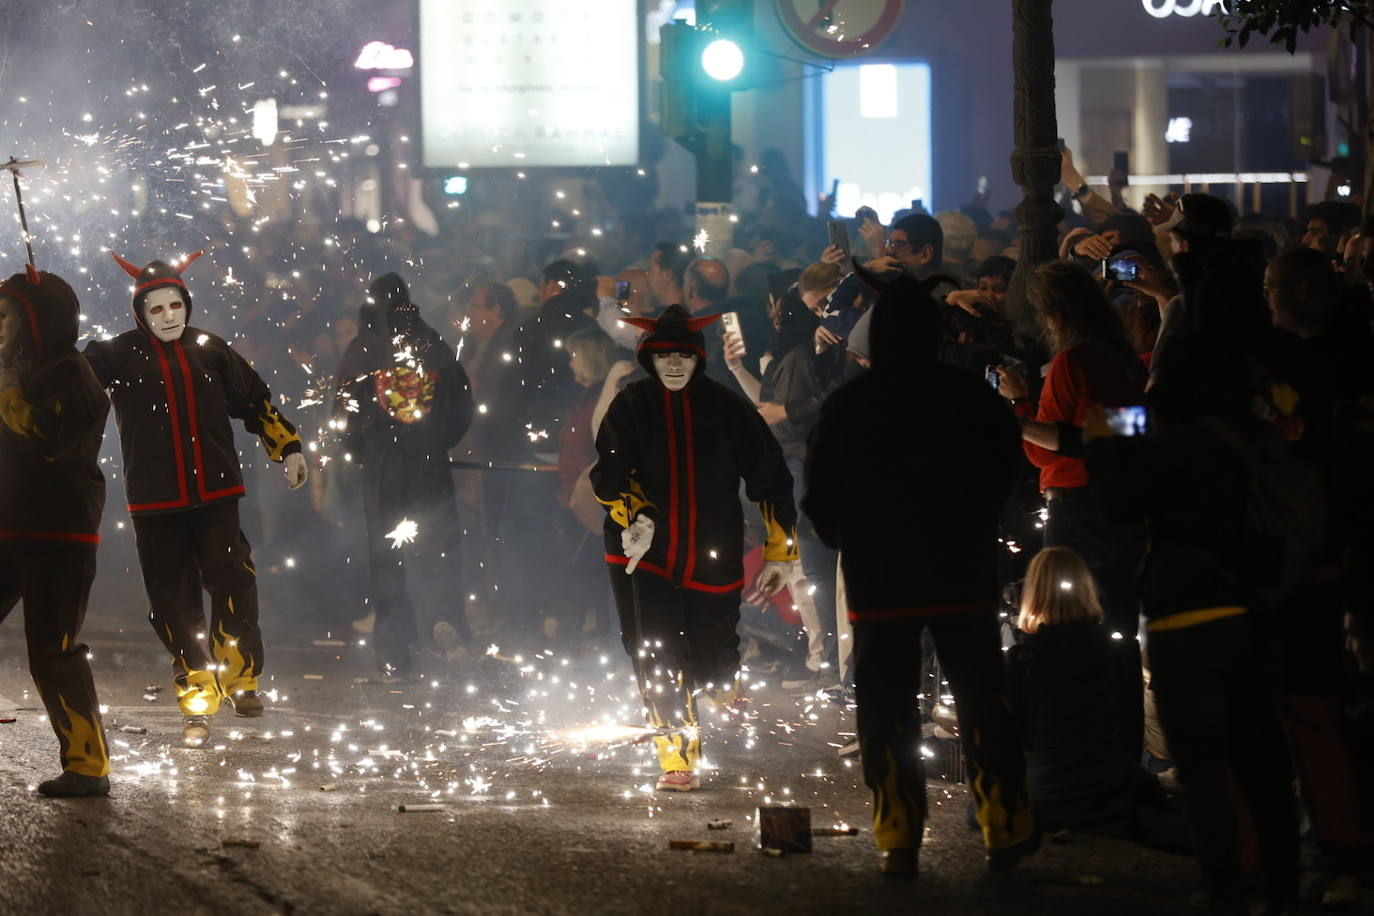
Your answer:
[605,554,743,593]
[129,338,192,512]
[0,530,100,544]
[847,601,996,623]
[681,390,698,584]
[663,387,680,575]
[173,340,246,503]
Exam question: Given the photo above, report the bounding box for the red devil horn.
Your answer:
[111,252,143,279]
[179,249,205,272]
[619,316,658,332]
[685,314,721,331]
[25,264,40,286]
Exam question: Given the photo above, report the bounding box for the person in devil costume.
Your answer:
[0,266,112,796]
[591,304,798,792]
[332,272,474,681]
[84,251,307,748]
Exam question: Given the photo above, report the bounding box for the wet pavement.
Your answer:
[0,610,1200,916]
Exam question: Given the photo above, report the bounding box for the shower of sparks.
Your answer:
[385,518,419,549]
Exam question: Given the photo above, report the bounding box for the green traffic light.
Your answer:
[701,38,744,82]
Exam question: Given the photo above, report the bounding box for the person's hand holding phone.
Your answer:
[1059,145,1086,190]
[995,365,1029,401]
[723,330,747,369]
[1117,255,1173,310]
[864,255,903,275]
[820,243,846,265]
[595,274,617,299]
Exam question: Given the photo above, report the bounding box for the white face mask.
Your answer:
[653,351,697,391]
[141,286,187,342]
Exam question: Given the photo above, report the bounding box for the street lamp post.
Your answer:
[1006,0,1064,336]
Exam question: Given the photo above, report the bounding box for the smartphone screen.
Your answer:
[1113,150,1130,174]
[1105,405,1148,437]
[614,280,631,301]
[985,366,1001,390]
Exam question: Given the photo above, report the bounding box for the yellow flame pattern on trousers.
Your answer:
[176,667,223,716]
[645,668,701,772]
[56,694,109,778]
[212,603,258,696]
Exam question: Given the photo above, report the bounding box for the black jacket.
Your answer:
[0,270,109,542]
[333,273,472,503]
[513,289,595,451]
[591,305,798,593]
[85,298,300,516]
[804,276,1023,621]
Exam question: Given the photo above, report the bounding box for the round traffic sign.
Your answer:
[775,0,905,59]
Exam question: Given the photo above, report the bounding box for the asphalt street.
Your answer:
[0,606,1200,916]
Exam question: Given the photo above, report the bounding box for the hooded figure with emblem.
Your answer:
[84,250,307,749]
[591,304,799,792]
[0,266,113,797]
[332,272,474,681]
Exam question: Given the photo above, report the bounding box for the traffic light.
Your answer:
[695,0,753,91]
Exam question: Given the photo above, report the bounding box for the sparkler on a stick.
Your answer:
[2,158,45,266]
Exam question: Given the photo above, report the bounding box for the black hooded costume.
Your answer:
[84,251,302,716]
[333,272,474,677]
[802,273,1035,862]
[0,268,111,780]
[591,304,798,775]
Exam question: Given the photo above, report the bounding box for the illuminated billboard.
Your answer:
[419,0,640,168]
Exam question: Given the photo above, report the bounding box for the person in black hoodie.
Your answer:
[803,269,1036,876]
[333,272,474,680]
[0,267,111,796]
[591,304,798,792]
[85,251,306,749]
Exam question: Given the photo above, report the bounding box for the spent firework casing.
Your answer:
[757,806,812,852]
[811,826,859,837]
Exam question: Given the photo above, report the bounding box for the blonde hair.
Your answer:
[1018,546,1104,634]
[799,261,842,295]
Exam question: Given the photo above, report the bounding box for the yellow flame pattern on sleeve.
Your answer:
[256,398,300,462]
[759,501,799,563]
[596,475,655,529]
[0,386,45,440]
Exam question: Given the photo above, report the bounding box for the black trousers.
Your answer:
[0,543,108,777]
[362,474,469,676]
[609,568,741,771]
[1149,615,1299,912]
[133,500,262,713]
[854,612,1034,853]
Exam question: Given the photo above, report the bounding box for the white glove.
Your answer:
[756,560,794,597]
[621,515,654,574]
[283,452,309,490]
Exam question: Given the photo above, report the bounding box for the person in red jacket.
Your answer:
[84,251,307,748]
[592,305,798,792]
[0,267,112,796]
